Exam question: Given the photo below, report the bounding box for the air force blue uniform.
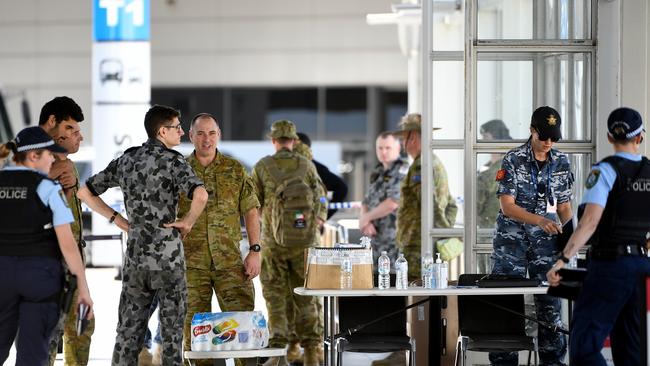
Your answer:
[491,141,573,365]
[0,166,73,365]
[570,152,650,366]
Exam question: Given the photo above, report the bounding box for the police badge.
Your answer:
[585,169,601,189]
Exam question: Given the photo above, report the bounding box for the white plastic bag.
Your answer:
[191,311,269,351]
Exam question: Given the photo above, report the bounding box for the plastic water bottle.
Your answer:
[340,251,352,289]
[395,253,409,290]
[378,251,391,290]
[435,253,448,289]
[422,251,435,289]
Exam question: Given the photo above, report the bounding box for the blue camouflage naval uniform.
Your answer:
[362,158,408,265]
[491,141,573,365]
[86,139,203,366]
[570,152,650,365]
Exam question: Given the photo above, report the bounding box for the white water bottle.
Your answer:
[340,251,352,289]
[378,251,391,290]
[435,253,448,289]
[422,251,435,289]
[395,253,409,290]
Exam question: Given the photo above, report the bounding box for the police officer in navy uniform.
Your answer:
[0,126,93,365]
[547,107,650,366]
[492,106,573,365]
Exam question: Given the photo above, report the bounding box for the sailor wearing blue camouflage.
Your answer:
[78,105,208,366]
[491,106,573,366]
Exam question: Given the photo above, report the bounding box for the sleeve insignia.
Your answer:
[412,174,421,183]
[495,169,506,181]
[585,169,601,189]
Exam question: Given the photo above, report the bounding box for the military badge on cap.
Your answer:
[585,169,601,189]
[547,115,557,126]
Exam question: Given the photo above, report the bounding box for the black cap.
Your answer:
[607,107,645,140]
[480,119,512,140]
[14,126,67,153]
[531,106,562,142]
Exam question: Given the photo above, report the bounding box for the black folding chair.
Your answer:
[455,274,538,366]
[334,295,415,366]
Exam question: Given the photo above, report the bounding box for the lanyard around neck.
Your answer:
[529,147,554,206]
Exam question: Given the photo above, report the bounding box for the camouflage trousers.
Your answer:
[490,223,567,366]
[183,261,255,366]
[260,245,320,348]
[112,268,187,366]
[48,287,95,366]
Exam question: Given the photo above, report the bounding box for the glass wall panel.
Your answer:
[476,52,592,142]
[433,61,464,139]
[433,149,464,228]
[476,251,493,274]
[267,89,318,138]
[324,88,367,140]
[477,0,591,40]
[432,0,464,51]
[476,153,506,231]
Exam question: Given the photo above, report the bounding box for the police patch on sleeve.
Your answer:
[58,189,69,208]
[495,169,506,181]
[585,169,601,189]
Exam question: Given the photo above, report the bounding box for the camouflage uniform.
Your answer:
[490,141,573,365]
[397,154,457,280]
[178,150,259,366]
[86,138,203,366]
[48,158,95,366]
[252,136,326,349]
[476,159,502,229]
[363,158,408,265]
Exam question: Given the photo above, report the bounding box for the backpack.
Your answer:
[261,156,317,247]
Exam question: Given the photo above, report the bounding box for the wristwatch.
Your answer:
[558,253,570,264]
[249,244,262,253]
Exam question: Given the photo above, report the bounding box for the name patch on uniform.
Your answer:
[585,169,601,189]
[412,175,421,183]
[0,187,27,200]
[495,169,506,181]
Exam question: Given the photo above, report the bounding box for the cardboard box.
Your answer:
[304,247,374,289]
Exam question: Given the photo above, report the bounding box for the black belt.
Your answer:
[590,244,648,259]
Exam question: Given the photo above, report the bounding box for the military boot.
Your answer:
[286,341,303,364]
[303,346,320,366]
[261,356,289,366]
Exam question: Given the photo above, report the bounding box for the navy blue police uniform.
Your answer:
[0,166,73,365]
[569,107,650,365]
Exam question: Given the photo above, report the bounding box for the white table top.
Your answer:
[294,286,548,297]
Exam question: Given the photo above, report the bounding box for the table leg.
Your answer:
[330,296,337,366]
[323,296,330,366]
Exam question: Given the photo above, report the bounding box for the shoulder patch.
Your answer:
[58,189,69,208]
[412,174,421,183]
[495,169,506,181]
[585,169,601,189]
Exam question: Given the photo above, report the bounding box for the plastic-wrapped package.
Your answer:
[191,311,269,351]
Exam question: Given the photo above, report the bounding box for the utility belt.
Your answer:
[589,244,649,260]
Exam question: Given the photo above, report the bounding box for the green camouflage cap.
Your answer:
[269,119,299,139]
[391,113,441,136]
[294,141,313,160]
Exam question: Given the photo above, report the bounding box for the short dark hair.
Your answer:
[38,96,84,125]
[296,132,311,147]
[144,105,181,138]
[190,113,220,130]
[377,131,396,140]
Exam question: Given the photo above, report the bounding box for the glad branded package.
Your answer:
[191,311,269,351]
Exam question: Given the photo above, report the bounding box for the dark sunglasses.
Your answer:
[534,129,560,142]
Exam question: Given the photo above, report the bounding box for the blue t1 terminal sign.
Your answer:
[94,0,150,42]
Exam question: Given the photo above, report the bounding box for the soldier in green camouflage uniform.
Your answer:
[35,96,95,366]
[252,120,327,366]
[476,120,512,229]
[178,113,261,366]
[78,105,208,366]
[393,113,458,280]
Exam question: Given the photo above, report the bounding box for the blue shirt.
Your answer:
[581,152,643,208]
[2,166,74,227]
